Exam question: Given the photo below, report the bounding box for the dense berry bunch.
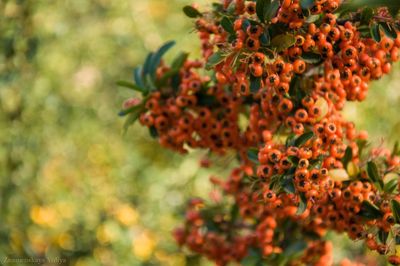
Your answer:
[119,0,400,265]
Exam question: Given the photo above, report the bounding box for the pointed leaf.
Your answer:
[296,193,307,215]
[149,41,176,78]
[391,200,400,223]
[221,17,234,34]
[206,51,225,70]
[183,5,202,18]
[379,22,398,40]
[116,80,147,93]
[294,132,314,147]
[359,201,383,220]
[370,23,382,42]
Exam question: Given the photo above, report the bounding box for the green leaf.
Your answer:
[118,102,143,117]
[384,179,398,193]
[183,5,202,18]
[122,104,145,133]
[388,6,400,18]
[300,0,315,9]
[133,67,145,88]
[247,148,259,164]
[294,132,314,147]
[301,52,322,64]
[256,0,268,23]
[391,200,400,223]
[149,41,176,78]
[250,76,261,93]
[265,0,280,22]
[241,248,263,266]
[116,80,147,94]
[220,16,235,34]
[379,22,398,40]
[142,52,154,78]
[367,161,383,190]
[149,126,158,138]
[370,23,382,42]
[306,14,320,23]
[256,0,279,23]
[271,34,296,52]
[359,201,383,220]
[378,230,389,244]
[342,146,353,168]
[206,51,225,70]
[281,175,296,194]
[361,7,374,25]
[296,193,307,215]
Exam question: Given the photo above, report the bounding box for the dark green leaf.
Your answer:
[220,17,235,34]
[116,80,147,94]
[294,132,314,147]
[264,0,280,22]
[123,105,145,133]
[256,0,268,23]
[391,200,400,223]
[171,52,189,69]
[271,34,296,52]
[370,23,382,42]
[240,248,263,266]
[142,52,154,78]
[284,239,307,257]
[359,201,383,220]
[300,0,315,9]
[378,230,389,244]
[296,193,307,215]
[379,22,398,40]
[361,7,374,25]
[250,76,261,93]
[149,126,158,138]
[342,146,353,168]
[301,52,322,64]
[149,41,176,78]
[118,103,143,117]
[286,134,296,147]
[133,67,145,88]
[281,175,296,194]
[206,51,225,70]
[259,30,270,46]
[247,148,259,164]
[183,5,202,18]
[367,161,381,184]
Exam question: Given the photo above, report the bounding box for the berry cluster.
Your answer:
[120,0,400,265]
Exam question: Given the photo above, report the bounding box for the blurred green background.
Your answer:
[0,0,399,265]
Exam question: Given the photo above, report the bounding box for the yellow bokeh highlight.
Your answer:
[132,231,156,261]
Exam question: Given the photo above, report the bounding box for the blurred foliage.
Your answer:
[0,0,398,265]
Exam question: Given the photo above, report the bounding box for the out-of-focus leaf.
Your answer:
[359,201,383,220]
[250,76,261,93]
[391,200,400,223]
[379,22,398,39]
[294,132,314,147]
[296,193,307,215]
[271,34,296,52]
[221,17,234,34]
[247,148,259,164]
[149,41,176,78]
[342,146,353,168]
[206,51,225,70]
[300,0,314,9]
[116,80,147,94]
[183,5,202,18]
[370,23,382,42]
[301,52,322,64]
